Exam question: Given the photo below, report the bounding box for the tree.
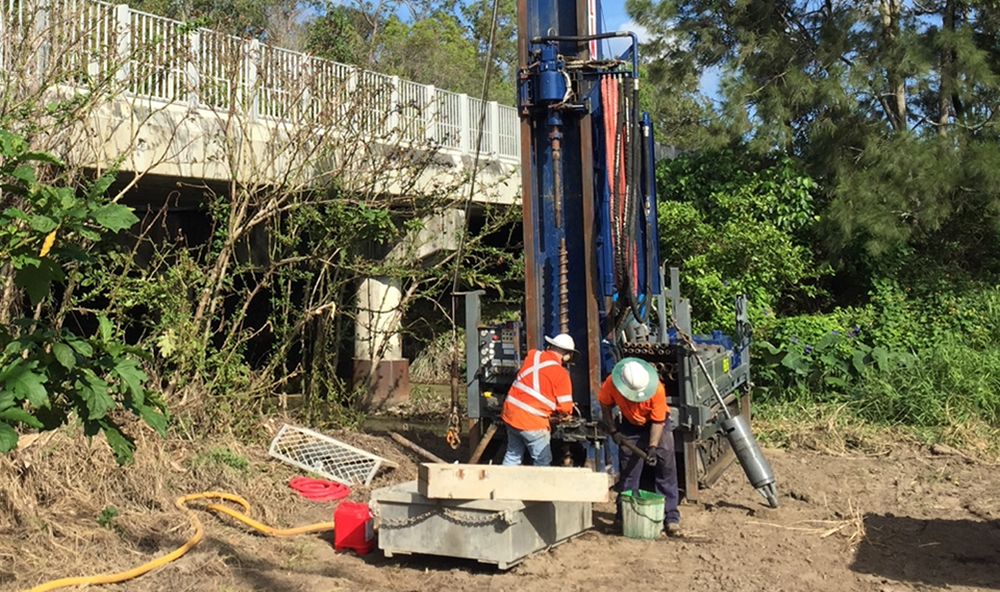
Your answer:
[461,0,518,102]
[306,3,365,64]
[655,150,825,329]
[631,0,1000,282]
[377,13,481,94]
[0,132,167,462]
[304,0,516,101]
[124,0,284,39]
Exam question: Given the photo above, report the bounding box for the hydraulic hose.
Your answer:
[21,492,337,592]
[630,80,651,324]
[288,477,351,502]
[619,79,649,325]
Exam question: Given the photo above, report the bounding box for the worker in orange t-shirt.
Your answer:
[599,357,681,537]
[500,333,578,466]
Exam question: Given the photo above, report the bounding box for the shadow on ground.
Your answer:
[851,513,1000,590]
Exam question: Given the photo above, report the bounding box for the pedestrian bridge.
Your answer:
[4,0,521,205]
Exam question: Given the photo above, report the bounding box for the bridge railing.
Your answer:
[1,0,521,164]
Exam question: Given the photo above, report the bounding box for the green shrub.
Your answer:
[656,150,827,333]
[754,310,914,404]
[0,130,167,462]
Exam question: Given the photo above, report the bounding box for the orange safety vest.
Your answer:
[501,349,574,432]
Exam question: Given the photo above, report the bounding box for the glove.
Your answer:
[610,431,626,446]
[644,447,658,467]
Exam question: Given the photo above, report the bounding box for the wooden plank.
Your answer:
[389,431,448,464]
[417,463,611,503]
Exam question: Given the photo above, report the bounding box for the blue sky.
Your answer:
[599,0,721,99]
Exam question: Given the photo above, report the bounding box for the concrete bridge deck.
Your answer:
[4,0,521,205]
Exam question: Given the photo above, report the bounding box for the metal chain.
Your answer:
[376,506,510,529]
[445,408,461,449]
[378,509,438,529]
[670,318,698,352]
[442,507,510,526]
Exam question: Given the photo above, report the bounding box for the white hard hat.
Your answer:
[621,361,650,392]
[611,357,658,402]
[544,333,579,363]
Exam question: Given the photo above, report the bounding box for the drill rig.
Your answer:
[463,0,778,507]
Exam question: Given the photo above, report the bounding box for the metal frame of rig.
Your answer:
[462,0,778,507]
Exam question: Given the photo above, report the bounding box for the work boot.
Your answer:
[664,522,683,538]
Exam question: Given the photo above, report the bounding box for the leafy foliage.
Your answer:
[0,130,166,462]
[632,0,1000,278]
[656,150,825,330]
[853,339,1000,427]
[754,315,914,402]
[303,0,516,102]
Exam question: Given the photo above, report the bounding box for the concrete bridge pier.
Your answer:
[352,208,464,408]
[353,276,409,408]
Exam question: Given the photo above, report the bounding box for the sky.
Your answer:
[598,0,721,99]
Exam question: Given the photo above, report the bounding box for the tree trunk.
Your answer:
[937,0,955,136]
[0,264,17,325]
[880,0,906,131]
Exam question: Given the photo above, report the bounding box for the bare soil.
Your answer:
[2,418,999,592]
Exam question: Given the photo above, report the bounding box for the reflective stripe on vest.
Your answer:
[506,394,548,417]
[508,351,560,412]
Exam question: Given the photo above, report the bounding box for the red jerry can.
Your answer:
[333,501,375,554]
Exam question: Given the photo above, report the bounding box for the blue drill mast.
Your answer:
[465,0,778,507]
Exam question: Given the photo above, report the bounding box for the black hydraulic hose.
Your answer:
[631,82,651,323]
[622,82,635,296]
[642,119,656,319]
[621,81,649,325]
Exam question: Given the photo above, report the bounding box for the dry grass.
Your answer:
[746,498,867,552]
[753,402,1000,463]
[0,418,410,592]
[753,404,914,456]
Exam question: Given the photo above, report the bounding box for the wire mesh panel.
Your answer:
[268,424,391,487]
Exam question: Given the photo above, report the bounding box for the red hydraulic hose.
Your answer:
[288,477,351,502]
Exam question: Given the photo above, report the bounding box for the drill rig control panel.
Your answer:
[477,324,525,381]
[473,322,527,417]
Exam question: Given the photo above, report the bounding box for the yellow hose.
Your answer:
[21,492,337,592]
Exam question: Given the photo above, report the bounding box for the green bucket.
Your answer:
[620,490,664,540]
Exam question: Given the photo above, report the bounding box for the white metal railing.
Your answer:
[1,0,520,163]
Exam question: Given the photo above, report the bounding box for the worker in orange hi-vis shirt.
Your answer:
[600,357,682,537]
[500,333,579,466]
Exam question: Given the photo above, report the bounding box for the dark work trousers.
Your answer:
[615,417,681,526]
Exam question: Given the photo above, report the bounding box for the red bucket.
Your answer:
[333,501,375,554]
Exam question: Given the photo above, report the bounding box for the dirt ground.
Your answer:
[2,419,999,592]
